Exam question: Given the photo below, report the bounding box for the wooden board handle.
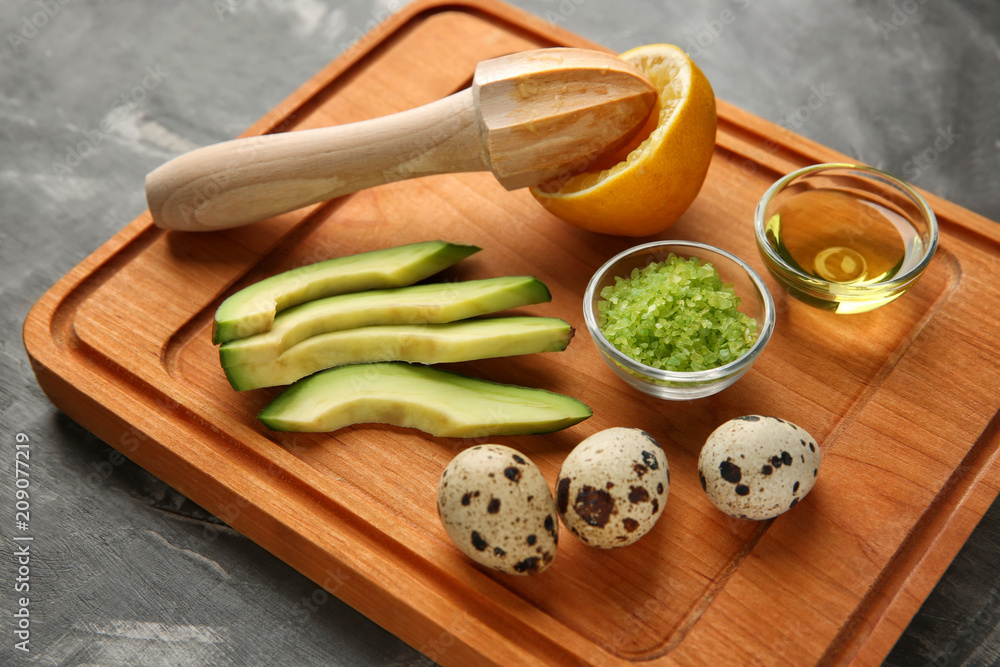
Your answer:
[146,90,486,231]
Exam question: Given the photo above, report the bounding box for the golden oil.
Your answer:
[756,164,937,314]
[764,189,926,293]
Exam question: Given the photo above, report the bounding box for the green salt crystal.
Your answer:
[598,254,757,373]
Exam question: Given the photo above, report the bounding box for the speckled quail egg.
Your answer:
[698,415,821,520]
[556,428,669,548]
[437,444,558,575]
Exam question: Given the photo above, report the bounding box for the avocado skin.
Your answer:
[218,275,552,368]
[223,316,574,390]
[213,241,481,344]
[257,362,591,437]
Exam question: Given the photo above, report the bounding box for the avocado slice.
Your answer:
[213,241,481,344]
[218,276,551,366]
[223,316,574,390]
[257,362,591,436]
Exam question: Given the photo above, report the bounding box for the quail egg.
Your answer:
[556,427,669,548]
[437,444,558,575]
[698,415,821,520]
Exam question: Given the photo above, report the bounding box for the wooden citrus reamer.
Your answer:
[145,47,657,231]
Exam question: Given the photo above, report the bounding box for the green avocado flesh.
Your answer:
[223,317,574,390]
[212,241,481,344]
[218,276,551,366]
[257,362,592,436]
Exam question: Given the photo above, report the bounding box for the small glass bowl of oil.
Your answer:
[754,163,938,314]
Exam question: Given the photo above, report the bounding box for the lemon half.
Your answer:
[530,44,717,237]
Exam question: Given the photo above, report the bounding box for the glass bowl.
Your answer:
[754,163,939,314]
[583,241,775,400]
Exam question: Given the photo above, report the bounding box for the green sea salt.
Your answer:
[598,254,757,372]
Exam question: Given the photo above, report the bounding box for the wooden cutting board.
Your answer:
[23,0,1000,664]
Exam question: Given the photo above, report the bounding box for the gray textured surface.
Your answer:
[2,0,999,665]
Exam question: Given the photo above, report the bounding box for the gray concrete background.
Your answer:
[2,0,999,665]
